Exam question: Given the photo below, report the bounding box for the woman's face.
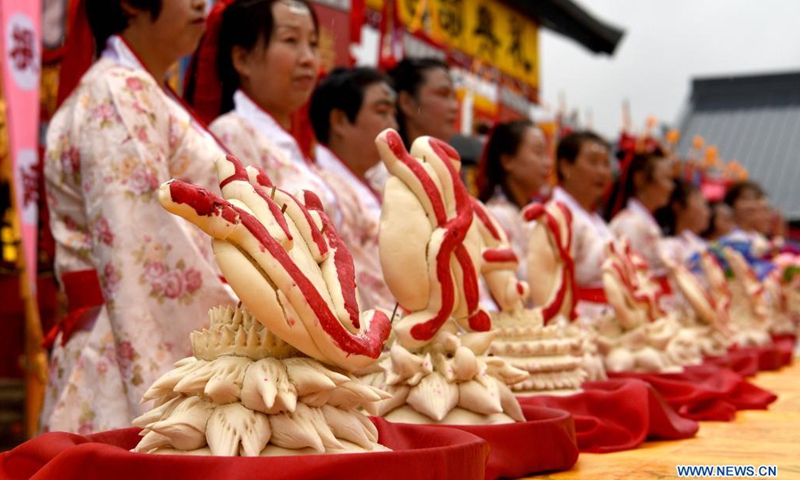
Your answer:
[138,0,207,62]
[712,203,735,237]
[683,191,710,234]
[402,67,459,142]
[236,1,320,122]
[504,127,552,195]
[638,159,675,210]
[561,140,612,205]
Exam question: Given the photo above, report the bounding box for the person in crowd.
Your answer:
[550,131,615,292]
[362,57,459,193]
[41,0,236,434]
[702,202,735,240]
[656,180,711,265]
[720,181,772,258]
[308,67,398,309]
[188,0,342,223]
[606,146,675,276]
[477,120,553,279]
[389,57,459,147]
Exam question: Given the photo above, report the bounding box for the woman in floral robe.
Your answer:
[41,0,235,434]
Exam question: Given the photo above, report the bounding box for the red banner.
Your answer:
[1,0,42,290]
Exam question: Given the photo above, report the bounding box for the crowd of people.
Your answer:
[40,0,790,434]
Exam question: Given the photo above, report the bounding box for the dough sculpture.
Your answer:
[767,254,800,335]
[478,201,587,394]
[132,154,392,456]
[522,201,607,383]
[596,240,702,373]
[361,129,527,424]
[722,247,772,347]
[661,250,732,356]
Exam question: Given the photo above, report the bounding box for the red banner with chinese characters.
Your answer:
[0,0,42,290]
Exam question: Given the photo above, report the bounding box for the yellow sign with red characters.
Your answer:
[365,0,538,89]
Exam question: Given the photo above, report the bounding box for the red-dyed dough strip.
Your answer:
[168,180,390,357]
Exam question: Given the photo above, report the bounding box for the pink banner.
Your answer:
[1,0,42,290]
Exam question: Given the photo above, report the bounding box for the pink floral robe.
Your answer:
[41,37,236,434]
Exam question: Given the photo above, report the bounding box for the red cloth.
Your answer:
[732,344,785,371]
[0,421,489,480]
[608,364,777,421]
[771,334,796,367]
[518,378,698,453]
[434,405,578,479]
[704,349,760,377]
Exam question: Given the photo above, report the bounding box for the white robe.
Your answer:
[610,198,668,277]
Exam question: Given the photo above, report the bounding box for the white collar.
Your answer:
[102,35,147,74]
[233,90,307,167]
[315,144,381,208]
[627,198,657,226]
[552,186,614,238]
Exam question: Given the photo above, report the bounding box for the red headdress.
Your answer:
[56,0,95,108]
[184,0,235,125]
[605,130,664,219]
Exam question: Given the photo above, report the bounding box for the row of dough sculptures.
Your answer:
[131,128,798,456]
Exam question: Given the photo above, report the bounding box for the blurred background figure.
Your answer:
[606,146,675,276]
[657,180,711,264]
[702,202,735,241]
[309,66,397,309]
[551,131,615,291]
[477,120,552,279]
[41,0,235,434]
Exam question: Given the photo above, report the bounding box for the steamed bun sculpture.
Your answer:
[359,129,527,425]
[661,250,732,357]
[722,247,772,347]
[523,201,607,383]
[767,254,800,335]
[131,155,393,456]
[596,240,702,373]
[481,200,590,394]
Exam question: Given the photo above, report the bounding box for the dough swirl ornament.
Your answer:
[132,154,392,456]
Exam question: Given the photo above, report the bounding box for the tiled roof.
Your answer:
[678,72,800,220]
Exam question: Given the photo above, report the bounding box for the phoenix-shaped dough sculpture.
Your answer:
[361,129,527,425]
[722,247,772,347]
[132,155,392,456]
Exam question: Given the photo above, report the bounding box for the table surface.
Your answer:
[527,360,800,480]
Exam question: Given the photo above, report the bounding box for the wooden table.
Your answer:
[529,360,800,479]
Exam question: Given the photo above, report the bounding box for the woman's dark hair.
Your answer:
[723,180,764,208]
[215,0,318,115]
[309,67,391,144]
[86,0,162,56]
[387,57,449,147]
[602,146,667,221]
[477,120,534,204]
[701,201,727,239]
[655,179,697,236]
[555,130,609,183]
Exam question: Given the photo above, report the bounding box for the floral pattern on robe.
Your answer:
[41,57,236,434]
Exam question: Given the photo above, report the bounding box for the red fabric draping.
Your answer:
[435,405,579,480]
[517,378,699,453]
[0,421,490,480]
[704,349,760,377]
[771,334,796,368]
[609,364,777,422]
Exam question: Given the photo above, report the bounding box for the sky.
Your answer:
[538,0,800,138]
